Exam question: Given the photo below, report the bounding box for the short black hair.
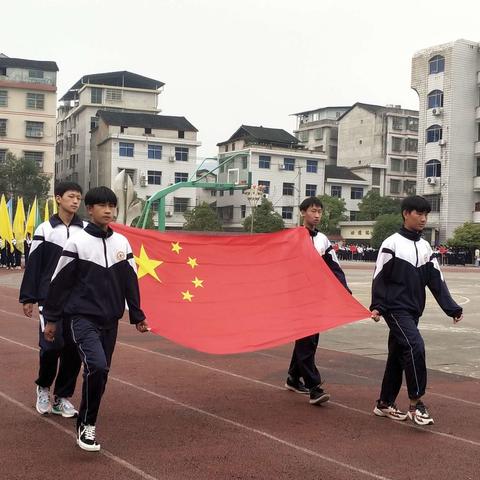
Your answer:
[84,186,117,207]
[299,196,323,212]
[54,181,82,197]
[401,195,431,218]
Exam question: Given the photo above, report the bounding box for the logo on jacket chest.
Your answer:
[116,250,126,261]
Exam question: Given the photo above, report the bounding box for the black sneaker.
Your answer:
[408,401,434,426]
[285,376,309,394]
[309,385,330,405]
[77,423,101,452]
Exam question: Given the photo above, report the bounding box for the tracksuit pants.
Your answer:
[70,315,118,428]
[36,306,81,398]
[379,312,427,403]
[288,333,322,389]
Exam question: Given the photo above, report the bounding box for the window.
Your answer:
[242,156,248,169]
[123,168,136,184]
[351,187,364,199]
[424,194,440,212]
[427,90,444,109]
[0,67,6,76]
[91,87,103,104]
[241,205,246,218]
[175,146,189,161]
[350,211,360,221]
[391,158,402,172]
[297,130,309,142]
[144,127,152,134]
[26,93,45,110]
[119,142,134,157]
[0,149,7,163]
[225,144,229,152]
[405,158,417,173]
[174,197,189,213]
[476,158,480,177]
[232,142,236,150]
[425,159,441,177]
[426,125,442,143]
[282,207,293,220]
[331,185,342,198]
[258,180,270,194]
[105,89,122,102]
[406,117,419,131]
[283,182,295,196]
[429,55,445,74]
[404,180,416,195]
[210,190,216,197]
[390,179,401,194]
[0,118,6,136]
[148,144,162,159]
[229,189,234,196]
[178,130,185,139]
[259,155,271,169]
[372,168,381,186]
[305,184,317,196]
[392,117,404,130]
[391,137,402,152]
[147,170,162,185]
[25,121,43,138]
[90,116,98,130]
[29,69,44,79]
[283,157,295,171]
[306,159,318,173]
[120,126,127,133]
[22,150,44,168]
[174,172,188,183]
[405,138,418,152]
[314,128,324,140]
[0,90,7,107]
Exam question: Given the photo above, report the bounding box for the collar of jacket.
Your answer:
[399,226,422,242]
[85,222,114,239]
[49,213,84,229]
[306,227,318,238]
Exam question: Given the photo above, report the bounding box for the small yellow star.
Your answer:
[134,245,163,281]
[192,277,204,288]
[181,290,194,302]
[171,242,182,254]
[187,257,198,269]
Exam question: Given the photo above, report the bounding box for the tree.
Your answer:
[317,195,347,234]
[0,153,50,205]
[243,198,284,233]
[371,213,403,249]
[357,190,401,221]
[183,202,223,231]
[448,222,480,248]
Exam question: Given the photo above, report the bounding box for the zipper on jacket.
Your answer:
[102,238,109,268]
[66,225,70,239]
[414,241,419,267]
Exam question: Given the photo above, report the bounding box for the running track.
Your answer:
[0,276,478,480]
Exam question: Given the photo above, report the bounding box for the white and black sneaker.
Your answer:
[52,397,78,418]
[36,386,51,415]
[408,401,434,426]
[285,376,309,394]
[373,401,408,421]
[77,423,101,452]
[309,385,330,405]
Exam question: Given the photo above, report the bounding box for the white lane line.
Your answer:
[0,389,161,480]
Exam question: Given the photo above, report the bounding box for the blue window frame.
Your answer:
[259,155,271,169]
[148,144,162,159]
[147,170,162,185]
[283,157,295,171]
[175,147,189,161]
[282,206,293,220]
[174,172,188,183]
[119,142,134,157]
[258,180,270,194]
[426,125,442,143]
[425,159,441,177]
[429,55,445,74]
[427,90,444,109]
[306,160,318,173]
[305,184,317,197]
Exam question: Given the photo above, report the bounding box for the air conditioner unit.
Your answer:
[438,139,446,146]
[165,211,173,217]
[278,164,286,170]
[168,156,175,163]
[432,107,443,116]
[426,177,436,185]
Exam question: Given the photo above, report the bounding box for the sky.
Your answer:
[3,0,480,161]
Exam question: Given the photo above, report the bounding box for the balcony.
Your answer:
[474,176,480,191]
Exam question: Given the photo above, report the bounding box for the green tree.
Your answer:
[448,222,480,248]
[183,202,223,231]
[243,198,284,233]
[0,152,50,205]
[317,195,347,234]
[371,213,403,249]
[357,190,401,221]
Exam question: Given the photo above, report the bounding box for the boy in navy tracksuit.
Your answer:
[286,196,351,405]
[19,182,85,417]
[370,196,463,425]
[43,187,149,452]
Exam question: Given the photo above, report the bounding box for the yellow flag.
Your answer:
[44,199,50,222]
[13,197,26,254]
[25,197,38,238]
[0,194,15,252]
[53,196,58,214]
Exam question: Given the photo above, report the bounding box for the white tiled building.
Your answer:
[411,39,480,244]
[215,125,327,229]
[0,55,58,193]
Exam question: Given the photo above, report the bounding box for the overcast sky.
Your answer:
[3,0,480,160]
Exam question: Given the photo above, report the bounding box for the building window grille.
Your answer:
[174,172,188,183]
[259,155,271,169]
[282,206,293,220]
[331,185,342,198]
[148,144,162,159]
[306,160,318,173]
[283,182,294,196]
[175,147,189,161]
[305,184,317,197]
[351,187,364,200]
[426,125,442,143]
[258,180,270,194]
[427,90,444,109]
[119,142,134,157]
[429,55,445,74]
[91,87,103,104]
[147,170,162,185]
[425,159,441,177]
[25,121,43,138]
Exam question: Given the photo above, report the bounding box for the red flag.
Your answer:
[112,224,370,354]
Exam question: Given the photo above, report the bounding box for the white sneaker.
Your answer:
[52,397,78,418]
[77,424,101,452]
[408,401,434,426]
[36,386,51,414]
[373,402,408,421]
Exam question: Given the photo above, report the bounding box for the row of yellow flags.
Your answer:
[0,195,57,253]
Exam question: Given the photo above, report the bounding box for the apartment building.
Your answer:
[0,54,58,192]
[90,110,200,228]
[411,38,480,244]
[56,71,164,192]
[337,103,419,201]
[215,125,327,229]
[292,106,350,165]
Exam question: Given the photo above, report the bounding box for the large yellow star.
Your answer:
[181,290,194,302]
[171,242,182,254]
[187,257,198,269]
[134,245,163,281]
[192,277,204,288]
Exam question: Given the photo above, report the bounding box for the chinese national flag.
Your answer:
[112,224,370,354]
